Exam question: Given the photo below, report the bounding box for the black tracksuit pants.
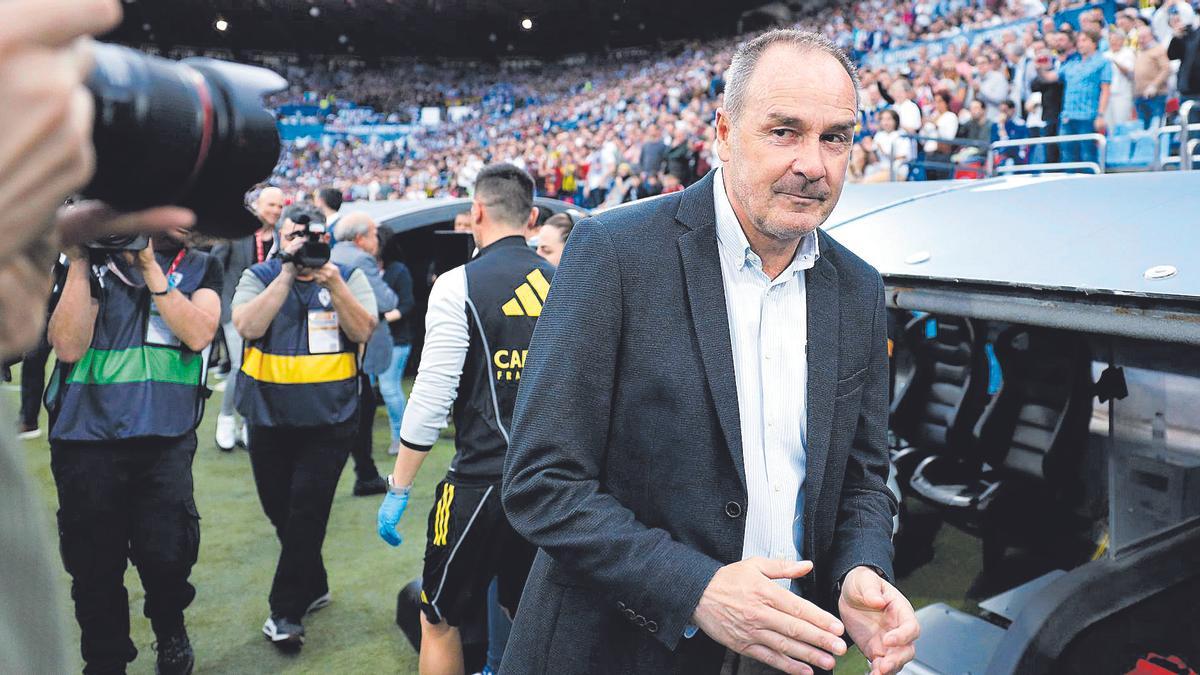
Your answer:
[247,420,353,620]
[50,433,200,675]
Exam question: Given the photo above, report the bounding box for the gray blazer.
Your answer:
[500,171,897,674]
[329,241,397,375]
[210,235,262,325]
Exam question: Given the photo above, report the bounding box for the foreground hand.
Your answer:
[0,0,122,260]
[377,490,409,547]
[0,235,58,357]
[692,558,847,675]
[55,201,195,249]
[838,567,919,675]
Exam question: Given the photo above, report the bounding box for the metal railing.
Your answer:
[1160,139,1200,169]
[871,106,1196,181]
[986,133,1107,176]
[1183,99,1195,172]
[884,134,991,181]
[1151,100,1197,171]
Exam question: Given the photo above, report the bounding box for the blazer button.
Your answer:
[624,609,636,620]
[725,501,743,518]
[634,616,647,627]
[646,620,659,633]
[617,601,626,610]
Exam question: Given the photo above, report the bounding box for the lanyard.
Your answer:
[163,248,187,290]
[255,233,273,263]
[166,249,187,278]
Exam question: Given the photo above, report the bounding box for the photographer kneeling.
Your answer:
[46,223,222,675]
[231,205,377,651]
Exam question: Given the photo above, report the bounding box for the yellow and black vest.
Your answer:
[48,250,213,442]
[235,259,359,428]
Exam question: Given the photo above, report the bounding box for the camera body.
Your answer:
[280,215,331,269]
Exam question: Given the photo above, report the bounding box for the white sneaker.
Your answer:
[215,414,236,451]
[17,425,41,441]
[237,424,249,449]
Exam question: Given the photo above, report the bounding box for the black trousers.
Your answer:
[350,371,380,482]
[50,433,200,675]
[20,333,51,428]
[1043,118,1061,164]
[247,420,353,620]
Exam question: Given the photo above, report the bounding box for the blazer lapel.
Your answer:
[803,255,839,554]
[676,172,746,491]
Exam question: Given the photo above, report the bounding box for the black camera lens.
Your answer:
[86,234,149,251]
[83,44,287,239]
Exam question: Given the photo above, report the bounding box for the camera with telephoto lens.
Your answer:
[280,215,331,269]
[85,234,149,252]
[81,44,288,242]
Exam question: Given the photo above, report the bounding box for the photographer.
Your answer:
[231,205,377,651]
[46,222,222,675]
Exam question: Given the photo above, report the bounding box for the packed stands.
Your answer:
[229,0,1197,203]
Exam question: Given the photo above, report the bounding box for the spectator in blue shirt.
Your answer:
[1051,28,1112,168]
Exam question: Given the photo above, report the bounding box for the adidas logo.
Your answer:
[501,269,551,317]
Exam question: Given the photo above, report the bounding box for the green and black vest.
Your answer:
[48,249,214,442]
[235,259,360,428]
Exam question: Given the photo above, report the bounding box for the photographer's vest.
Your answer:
[48,249,213,442]
[235,259,359,428]
[451,236,555,481]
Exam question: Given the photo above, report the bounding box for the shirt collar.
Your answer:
[712,167,820,277]
[476,234,528,257]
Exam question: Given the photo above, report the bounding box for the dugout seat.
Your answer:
[889,314,991,484]
[908,326,1093,569]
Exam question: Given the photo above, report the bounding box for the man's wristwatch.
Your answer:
[385,474,412,496]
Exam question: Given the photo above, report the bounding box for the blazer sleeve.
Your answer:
[827,278,898,592]
[354,252,397,313]
[502,218,722,650]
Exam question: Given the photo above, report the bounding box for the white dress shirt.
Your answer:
[712,168,818,574]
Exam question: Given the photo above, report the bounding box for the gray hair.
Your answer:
[279,204,324,230]
[333,211,375,242]
[724,29,860,123]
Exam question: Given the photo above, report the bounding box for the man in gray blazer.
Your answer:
[502,30,918,675]
[331,212,397,496]
[211,187,283,451]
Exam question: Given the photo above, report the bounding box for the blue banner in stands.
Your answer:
[861,0,1117,68]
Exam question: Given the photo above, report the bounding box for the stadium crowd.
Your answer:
[261,0,1200,203]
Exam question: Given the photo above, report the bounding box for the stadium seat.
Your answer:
[1106,122,1153,170]
[1129,126,1159,168]
[908,326,1093,569]
[889,314,991,484]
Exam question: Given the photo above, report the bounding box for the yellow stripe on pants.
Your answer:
[435,484,455,546]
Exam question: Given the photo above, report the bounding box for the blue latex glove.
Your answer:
[377,490,409,547]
